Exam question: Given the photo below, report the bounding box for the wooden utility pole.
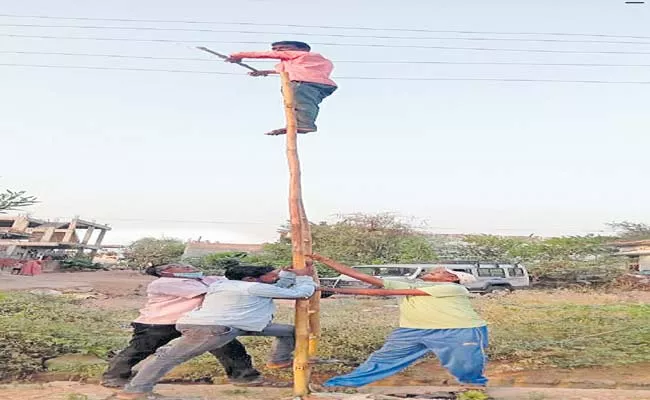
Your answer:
[281,72,314,398]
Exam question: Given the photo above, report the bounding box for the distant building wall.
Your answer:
[182,242,265,259]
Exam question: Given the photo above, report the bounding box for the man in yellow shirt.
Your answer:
[309,254,488,388]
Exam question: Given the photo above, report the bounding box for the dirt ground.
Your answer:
[0,270,153,295]
[1,382,650,400]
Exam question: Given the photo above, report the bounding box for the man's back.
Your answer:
[134,276,219,325]
[178,276,316,331]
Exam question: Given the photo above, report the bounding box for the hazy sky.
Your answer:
[2,1,649,244]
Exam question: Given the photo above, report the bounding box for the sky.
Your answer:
[1,0,649,245]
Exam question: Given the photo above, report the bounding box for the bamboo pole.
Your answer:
[301,201,321,358]
[281,72,311,398]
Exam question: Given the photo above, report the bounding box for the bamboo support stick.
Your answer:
[281,72,311,398]
[301,201,321,357]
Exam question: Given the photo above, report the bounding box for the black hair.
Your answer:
[144,262,185,277]
[225,265,275,281]
[272,41,311,51]
[145,265,162,277]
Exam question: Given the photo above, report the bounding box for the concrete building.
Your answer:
[0,215,111,259]
[611,239,650,271]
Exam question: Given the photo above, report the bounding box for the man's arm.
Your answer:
[228,51,302,61]
[322,287,430,296]
[275,270,296,288]
[308,254,384,287]
[247,276,316,299]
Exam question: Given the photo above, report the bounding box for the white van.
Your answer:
[319,262,530,297]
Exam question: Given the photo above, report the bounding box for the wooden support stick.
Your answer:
[300,200,321,357]
[281,72,311,398]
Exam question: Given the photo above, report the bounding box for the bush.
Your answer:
[0,292,133,380]
[59,258,104,271]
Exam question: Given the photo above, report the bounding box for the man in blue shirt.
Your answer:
[117,265,316,399]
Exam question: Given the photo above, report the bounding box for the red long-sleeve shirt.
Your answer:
[230,50,337,87]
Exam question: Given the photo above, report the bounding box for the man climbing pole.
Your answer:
[226,41,337,136]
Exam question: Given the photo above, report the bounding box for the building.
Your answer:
[610,240,650,271]
[0,215,111,259]
[182,241,265,259]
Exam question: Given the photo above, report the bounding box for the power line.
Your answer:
[52,216,614,234]
[6,34,650,55]
[0,63,236,75]
[99,217,279,226]
[4,23,650,46]
[1,13,649,40]
[2,63,650,84]
[5,50,650,68]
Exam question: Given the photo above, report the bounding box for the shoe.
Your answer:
[100,377,130,388]
[228,374,264,385]
[265,360,292,369]
[229,376,265,386]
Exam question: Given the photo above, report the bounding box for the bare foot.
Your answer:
[264,128,317,135]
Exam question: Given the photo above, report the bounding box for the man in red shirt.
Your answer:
[227,41,337,135]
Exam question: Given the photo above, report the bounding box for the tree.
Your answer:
[309,213,437,266]
[186,214,438,277]
[124,237,186,269]
[0,189,38,213]
[607,221,650,240]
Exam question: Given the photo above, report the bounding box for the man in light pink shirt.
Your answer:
[228,41,337,136]
[101,263,259,388]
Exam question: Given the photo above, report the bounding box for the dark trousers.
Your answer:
[102,323,259,381]
[290,81,337,131]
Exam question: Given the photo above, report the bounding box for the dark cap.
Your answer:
[272,41,311,51]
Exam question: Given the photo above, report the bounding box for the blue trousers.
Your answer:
[290,81,336,131]
[324,326,489,387]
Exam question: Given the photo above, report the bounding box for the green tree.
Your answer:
[124,237,186,269]
[0,189,38,213]
[309,213,437,267]
[607,221,650,240]
[187,213,438,277]
[455,233,621,283]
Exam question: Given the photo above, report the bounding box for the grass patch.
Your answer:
[1,290,649,382]
[479,300,650,369]
[0,292,135,380]
[65,395,90,400]
[457,391,490,400]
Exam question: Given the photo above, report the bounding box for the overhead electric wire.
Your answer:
[5,34,650,55]
[2,63,650,84]
[3,23,650,46]
[49,216,612,234]
[1,13,649,40]
[4,50,650,68]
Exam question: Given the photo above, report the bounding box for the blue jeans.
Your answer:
[324,326,489,387]
[290,81,336,131]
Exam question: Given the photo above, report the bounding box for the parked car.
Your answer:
[319,262,530,297]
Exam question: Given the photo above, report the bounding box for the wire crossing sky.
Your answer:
[2,0,649,244]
